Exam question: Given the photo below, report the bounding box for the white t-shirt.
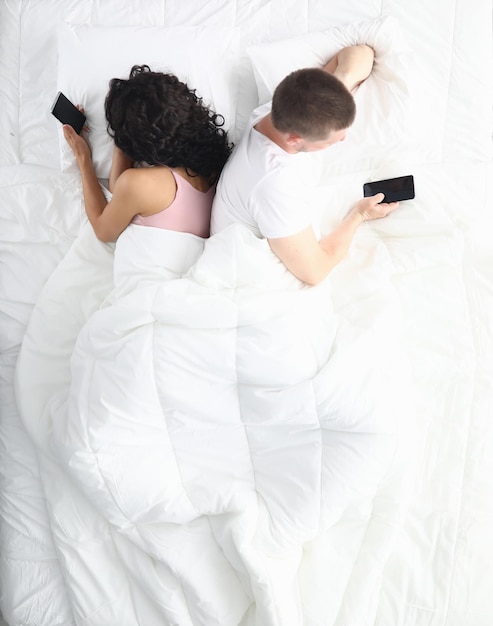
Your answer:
[211,103,315,239]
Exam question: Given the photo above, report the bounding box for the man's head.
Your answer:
[271,68,356,152]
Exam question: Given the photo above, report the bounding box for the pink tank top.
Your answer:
[132,168,215,238]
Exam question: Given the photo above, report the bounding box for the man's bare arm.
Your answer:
[323,44,375,91]
[268,193,398,286]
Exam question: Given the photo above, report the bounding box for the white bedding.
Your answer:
[1,1,492,625]
[15,217,412,626]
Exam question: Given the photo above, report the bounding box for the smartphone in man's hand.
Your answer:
[363,175,415,203]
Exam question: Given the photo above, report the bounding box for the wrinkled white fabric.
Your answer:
[15,221,409,625]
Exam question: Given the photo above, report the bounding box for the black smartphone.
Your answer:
[51,91,86,134]
[363,175,415,203]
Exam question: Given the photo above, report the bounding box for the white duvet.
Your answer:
[15,214,412,625]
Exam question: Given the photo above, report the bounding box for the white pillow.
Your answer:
[56,24,240,178]
[246,16,413,175]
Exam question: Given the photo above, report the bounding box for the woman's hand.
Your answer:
[62,106,91,164]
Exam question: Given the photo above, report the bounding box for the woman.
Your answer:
[63,64,232,242]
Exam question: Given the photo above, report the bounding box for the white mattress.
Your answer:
[1,1,492,625]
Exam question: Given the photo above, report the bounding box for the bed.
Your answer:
[1,1,492,625]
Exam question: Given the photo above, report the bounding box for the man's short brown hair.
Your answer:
[271,68,356,140]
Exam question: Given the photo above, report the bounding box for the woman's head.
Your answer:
[271,68,356,142]
[105,65,232,183]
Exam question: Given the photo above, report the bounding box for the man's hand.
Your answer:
[351,193,399,221]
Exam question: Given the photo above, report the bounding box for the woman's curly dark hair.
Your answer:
[104,65,233,184]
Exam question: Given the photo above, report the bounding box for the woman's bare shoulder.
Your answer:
[118,165,173,186]
[114,166,176,215]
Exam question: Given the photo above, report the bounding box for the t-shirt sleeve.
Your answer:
[251,165,314,239]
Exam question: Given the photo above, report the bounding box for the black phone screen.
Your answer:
[363,175,415,203]
[51,92,86,134]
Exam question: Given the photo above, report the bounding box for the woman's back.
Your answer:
[132,166,214,238]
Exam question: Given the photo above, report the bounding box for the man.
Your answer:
[211,45,398,285]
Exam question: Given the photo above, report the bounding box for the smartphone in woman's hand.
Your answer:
[51,92,86,134]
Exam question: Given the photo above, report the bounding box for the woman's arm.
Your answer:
[63,125,108,230]
[63,124,140,242]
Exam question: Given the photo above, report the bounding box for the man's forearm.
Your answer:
[268,196,394,286]
[268,209,365,286]
[319,207,365,266]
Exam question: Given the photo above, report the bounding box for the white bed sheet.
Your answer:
[1,0,492,625]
